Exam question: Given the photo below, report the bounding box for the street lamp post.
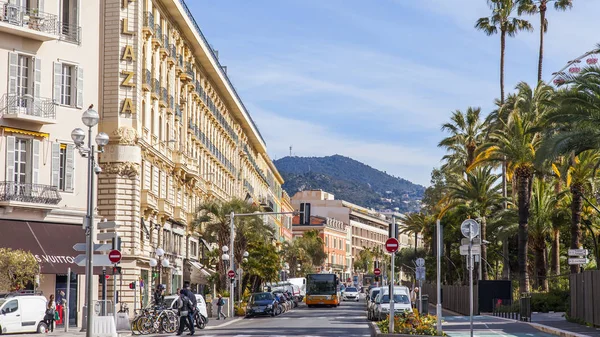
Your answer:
[149,248,170,293]
[71,107,109,337]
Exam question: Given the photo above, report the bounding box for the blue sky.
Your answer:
[188,0,600,186]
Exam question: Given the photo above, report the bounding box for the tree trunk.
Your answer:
[537,4,546,82]
[414,232,418,257]
[481,216,488,280]
[502,238,510,279]
[517,169,532,293]
[551,228,560,275]
[500,30,506,104]
[570,184,584,274]
[534,241,548,292]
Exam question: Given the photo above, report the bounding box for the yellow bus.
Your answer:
[305,273,340,307]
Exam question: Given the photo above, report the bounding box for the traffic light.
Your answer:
[113,266,122,275]
[374,261,380,269]
[129,282,136,289]
[374,276,379,282]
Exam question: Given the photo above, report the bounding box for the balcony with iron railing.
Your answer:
[152,24,162,47]
[180,62,193,81]
[58,21,80,44]
[0,94,56,124]
[167,95,174,113]
[152,78,160,100]
[175,104,183,122]
[159,87,168,107]
[160,35,170,57]
[143,12,154,35]
[0,1,59,41]
[176,55,184,74]
[142,69,151,91]
[0,182,62,206]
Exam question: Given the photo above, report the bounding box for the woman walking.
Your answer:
[215,294,226,320]
[44,294,56,332]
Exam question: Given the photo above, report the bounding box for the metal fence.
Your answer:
[0,182,62,205]
[421,283,479,316]
[570,270,600,326]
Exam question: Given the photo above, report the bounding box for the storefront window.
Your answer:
[141,270,149,308]
[55,273,78,327]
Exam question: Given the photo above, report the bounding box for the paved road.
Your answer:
[443,315,557,337]
[203,299,371,337]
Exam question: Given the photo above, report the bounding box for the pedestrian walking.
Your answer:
[180,282,197,331]
[410,287,419,309]
[216,294,226,320]
[176,288,195,336]
[44,294,56,332]
[153,284,165,307]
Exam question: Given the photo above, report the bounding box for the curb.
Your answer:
[369,321,380,337]
[483,314,588,337]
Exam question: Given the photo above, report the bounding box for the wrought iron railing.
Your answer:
[154,24,162,43]
[0,94,56,119]
[152,79,160,96]
[185,62,194,81]
[178,55,184,68]
[160,87,167,103]
[168,95,174,110]
[144,69,152,88]
[175,0,266,145]
[0,1,58,35]
[143,12,154,31]
[175,104,182,119]
[163,36,170,50]
[170,44,177,58]
[0,182,61,205]
[58,21,80,44]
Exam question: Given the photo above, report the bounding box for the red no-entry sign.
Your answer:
[374,268,381,276]
[385,238,399,253]
[108,250,122,263]
[228,270,235,278]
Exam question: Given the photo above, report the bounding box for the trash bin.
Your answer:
[420,294,429,315]
[520,293,531,322]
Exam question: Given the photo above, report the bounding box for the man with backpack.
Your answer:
[216,294,226,320]
[176,283,197,336]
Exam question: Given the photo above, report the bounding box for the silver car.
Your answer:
[373,293,412,321]
[366,287,382,320]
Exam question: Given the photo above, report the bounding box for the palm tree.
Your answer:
[297,230,327,268]
[448,167,503,280]
[400,213,430,257]
[439,107,486,172]
[192,198,273,290]
[476,0,533,104]
[518,0,573,82]
[529,177,557,290]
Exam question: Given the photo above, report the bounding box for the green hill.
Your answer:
[274,155,424,213]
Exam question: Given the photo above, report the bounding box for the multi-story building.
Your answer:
[280,191,293,242]
[97,0,284,309]
[291,190,416,279]
[292,215,348,278]
[0,0,97,327]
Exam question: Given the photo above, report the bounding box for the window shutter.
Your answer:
[8,53,18,97]
[6,136,15,183]
[38,0,44,11]
[32,140,40,184]
[53,62,62,104]
[76,66,83,108]
[34,57,42,101]
[51,142,60,187]
[65,144,75,191]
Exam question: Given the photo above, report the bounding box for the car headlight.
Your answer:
[246,305,252,310]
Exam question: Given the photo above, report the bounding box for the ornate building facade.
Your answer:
[97,0,284,308]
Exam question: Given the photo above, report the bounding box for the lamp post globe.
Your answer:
[71,128,85,146]
[95,132,109,147]
[243,251,249,258]
[221,253,230,261]
[162,259,170,268]
[222,245,229,253]
[82,108,99,127]
[149,258,158,267]
[156,248,165,257]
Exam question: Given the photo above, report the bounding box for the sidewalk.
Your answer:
[529,312,600,337]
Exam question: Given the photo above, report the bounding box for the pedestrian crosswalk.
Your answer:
[196,335,370,337]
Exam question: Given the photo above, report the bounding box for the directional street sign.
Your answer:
[74,254,116,267]
[385,238,399,253]
[97,221,119,230]
[72,243,112,252]
[461,219,480,239]
[374,268,381,276]
[416,258,425,267]
[460,244,481,256]
[97,232,117,241]
[568,249,588,256]
[461,238,481,246]
[568,258,589,265]
[416,267,426,281]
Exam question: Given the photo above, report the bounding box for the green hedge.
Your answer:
[530,289,569,313]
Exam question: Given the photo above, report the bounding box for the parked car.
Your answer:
[246,292,278,318]
[342,287,360,302]
[0,295,47,333]
[166,293,208,329]
[366,287,382,320]
[372,292,412,321]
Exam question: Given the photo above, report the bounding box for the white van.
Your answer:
[0,295,47,334]
[288,278,306,300]
[166,294,208,327]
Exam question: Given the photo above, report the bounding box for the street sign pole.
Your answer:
[389,216,396,334]
[436,219,442,334]
[469,222,474,337]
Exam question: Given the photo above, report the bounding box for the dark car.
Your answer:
[246,292,277,318]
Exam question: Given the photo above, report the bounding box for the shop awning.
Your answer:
[185,260,213,285]
[0,219,96,274]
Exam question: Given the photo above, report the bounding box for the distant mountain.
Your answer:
[274,155,424,213]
